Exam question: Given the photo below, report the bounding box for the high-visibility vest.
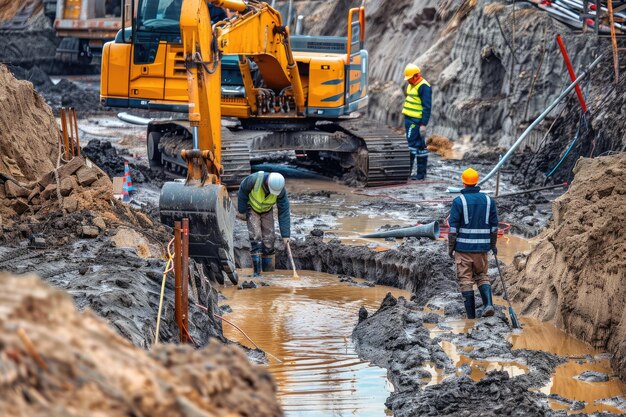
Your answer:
[402,78,430,119]
[249,171,277,213]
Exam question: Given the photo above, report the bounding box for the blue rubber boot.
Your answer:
[251,254,262,277]
[479,284,495,317]
[262,254,275,272]
[462,291,476,319]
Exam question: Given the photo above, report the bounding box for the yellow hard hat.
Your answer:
[461,168,479,185]
[404,64,421,81]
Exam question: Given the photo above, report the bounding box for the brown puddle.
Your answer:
[511,317,626,413]
[220,270,410,416]
[497,234,533,264]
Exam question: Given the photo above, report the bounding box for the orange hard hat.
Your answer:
[461,168,479,185]
[404,64,421,81]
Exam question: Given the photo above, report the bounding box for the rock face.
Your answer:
[506,154,626,381]
[0,64,57,181]
[0,273,282,417]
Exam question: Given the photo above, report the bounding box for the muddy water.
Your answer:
[511,318,626,414]
[220,270,410,416]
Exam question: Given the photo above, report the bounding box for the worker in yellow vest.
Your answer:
[237,171,291,276]
[402,64,432,180]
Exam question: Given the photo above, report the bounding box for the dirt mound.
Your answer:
[0,64,57,182]
[0,273,282,417]
[427,134,454,157]
[506,153,626,380]
[0,0,39,22]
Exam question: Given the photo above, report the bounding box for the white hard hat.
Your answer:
[267,172,285,195]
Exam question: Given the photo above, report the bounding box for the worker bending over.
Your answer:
[237,171,291,277]
[448,168,498,319]
[402,64,432,180]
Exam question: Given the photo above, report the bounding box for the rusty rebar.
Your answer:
[174,221,183,343]
[181,218,190,344]
[67,107,75,157]
[72,108,81,156]
[60,108,71,161]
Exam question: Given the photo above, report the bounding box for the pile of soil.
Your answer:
[0,0,39,21]
[0,273,282,417]
[352,293,572,416]
[0,64,57,182]
[506,153,626,381]
[427,134,454,157]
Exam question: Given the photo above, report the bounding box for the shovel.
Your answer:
[285,240,300,279]
[494,254,521,329]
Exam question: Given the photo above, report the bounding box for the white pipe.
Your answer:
[117,112,152,125]
[447,53,605,193]
[295,15,304,35]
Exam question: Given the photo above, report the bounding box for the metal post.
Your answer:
[607,0,620,83]
[295,15,303,35]
[72,108,81,156]
[287,0,293,29]
[556,35,588,113]
[495,155,501,197]
[60,108,71,161]
[67,107,75,157]
[174,221,184,343]
[181,218,190,342]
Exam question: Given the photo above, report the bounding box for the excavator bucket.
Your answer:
[159,181,238,285]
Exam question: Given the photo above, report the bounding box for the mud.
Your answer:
[0,273,282,417]
[353,292,624,416]
[507,154,626,382]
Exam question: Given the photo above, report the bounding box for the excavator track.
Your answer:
[153,121,410,187]
[342,123,411,187]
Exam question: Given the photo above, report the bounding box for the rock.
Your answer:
[78,225,100,238]
[238,280,258,290]
[576,371,609,382]
[59,175,79,197]
[41,183,58,201]
[11,198,29,215]
[38,156,85,188]
[26,185,41,203]
[4,180,30,198]
[92,216,106,231]
[310,228,324,237]
[380,292,398,309]
[75,166,98,187]
[63,195,78,213]
[358,306,369,323]
[91,175,113,189]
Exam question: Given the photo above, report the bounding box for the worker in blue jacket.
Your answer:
[402,64,432,180]
[237,171,291,276]
[448,168,499,319]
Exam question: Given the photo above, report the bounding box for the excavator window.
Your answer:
[137,0,181,32]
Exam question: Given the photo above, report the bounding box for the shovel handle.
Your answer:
[286,241,297,274]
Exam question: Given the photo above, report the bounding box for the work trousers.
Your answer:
[455,252,491,292]
[247,208,276,255]
[404,115,428,178]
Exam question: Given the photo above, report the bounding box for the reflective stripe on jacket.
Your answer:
[402,78,430,119]
[248,171,277,213]
[448,186,499,253]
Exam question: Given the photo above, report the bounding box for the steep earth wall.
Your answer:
[0,273,282,417]
[506,153,626,381]
[0,64,57,182]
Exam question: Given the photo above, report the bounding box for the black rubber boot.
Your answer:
[462,291,476,319]
[415,151,428,180]
[251,254,262,277]
[479,284,495,317]
[262,254,275,272]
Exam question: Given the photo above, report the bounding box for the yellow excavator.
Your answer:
[101,0,409,187]
[100,0,409,283]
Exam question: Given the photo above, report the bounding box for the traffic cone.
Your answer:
[123,161,134,192]
[122,173,131,203]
